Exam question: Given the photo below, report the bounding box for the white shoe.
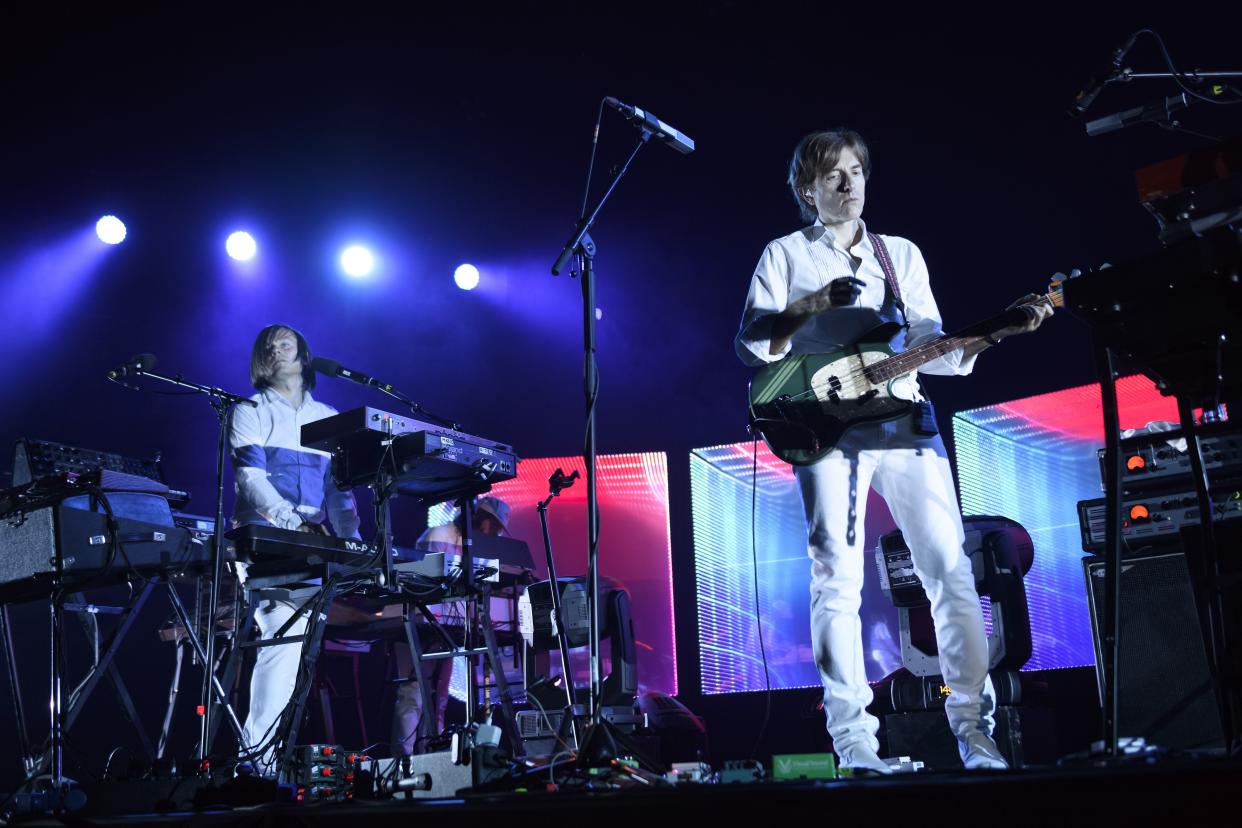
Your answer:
[958,732,1009,770]
[836,742,893,776]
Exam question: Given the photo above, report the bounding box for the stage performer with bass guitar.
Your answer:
[735,128,1053,774]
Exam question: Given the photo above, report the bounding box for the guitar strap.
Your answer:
[867,232,906,321]
[869,232,939,436]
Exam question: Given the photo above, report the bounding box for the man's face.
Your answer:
[474,513,503,536]
[806,147,866,226]
[266,332,302,380]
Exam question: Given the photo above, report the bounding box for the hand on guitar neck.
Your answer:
[971,293,1056,353]
[956,275,1069,363]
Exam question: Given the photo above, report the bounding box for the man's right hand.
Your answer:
[297,520,330,536]
[787,277,864,316]
[769,277,865,355]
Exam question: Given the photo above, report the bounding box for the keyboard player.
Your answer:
[230,323,361,776]
[390,494,512,754]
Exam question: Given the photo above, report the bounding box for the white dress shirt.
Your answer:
[734,219,978,378]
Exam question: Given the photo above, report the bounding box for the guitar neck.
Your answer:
[867,334,983,382]
[867,287,1060,382]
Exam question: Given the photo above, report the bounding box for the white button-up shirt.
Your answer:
[735,219,978,378]
[230,387,361,538]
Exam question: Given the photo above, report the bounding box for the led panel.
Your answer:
[954,375,1178,670]
[693,375,1177,693]
[427,451,676,696]
[691,442,902,695]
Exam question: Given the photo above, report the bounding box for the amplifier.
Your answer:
[1099,431,1242,493]
[0,504,201,601]
[1083,551,1225,750]
[1077,487,1242,552]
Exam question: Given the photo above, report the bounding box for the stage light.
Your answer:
[340,245,375,278]
[95,215,126,245]
[226,231,257,261]
[454,263,480,290]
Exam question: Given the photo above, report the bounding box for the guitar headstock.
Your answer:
[1045,268,1083,309]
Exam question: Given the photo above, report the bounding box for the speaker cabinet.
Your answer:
[1083,551,1225,751]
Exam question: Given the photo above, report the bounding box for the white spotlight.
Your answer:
[96,215,127,245]
[454,263,480,290]
[226,231,257,261]
[340,245,375,278]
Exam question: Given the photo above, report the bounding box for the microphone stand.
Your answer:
[550,127,652,765]
[369,380,461,432]
[1082,68,1241,141]
[125,366,256,769]
[536,468,581,749]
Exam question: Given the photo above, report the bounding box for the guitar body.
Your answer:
[748,324,917,465]
[747,283,1063,466]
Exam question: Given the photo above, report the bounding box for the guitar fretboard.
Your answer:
[865,335,983,382]
[864,288,1060,382]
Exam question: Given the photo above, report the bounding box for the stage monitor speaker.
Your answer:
[1083,551,1225,751]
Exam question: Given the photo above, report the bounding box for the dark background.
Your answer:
[1,1,1239,784]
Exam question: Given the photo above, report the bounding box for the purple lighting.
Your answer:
[340,244,375,278]
[1,227,114,357]
[95,215,126,245]
[225,231,257,261]
[453,263,480,290]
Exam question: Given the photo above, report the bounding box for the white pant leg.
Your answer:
[241,591,309,773]
[796,446,881,752]
[872,446,996,738]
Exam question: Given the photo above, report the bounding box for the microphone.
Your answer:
[108,353,156,379]
[604,97,695,154]
[377,772,431,794]
[310,356,394,393]
[1086,93,1188,137]
[1069,34,1139,116]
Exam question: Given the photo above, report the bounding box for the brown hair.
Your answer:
[249,324,316,391]
[787,129,872,223]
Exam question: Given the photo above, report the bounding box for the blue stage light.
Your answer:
[340,245,375,278]
[225,231,257,261]
[454,263,480,290]
[95,215,126,245]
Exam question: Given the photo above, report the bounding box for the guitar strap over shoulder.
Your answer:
[867,232,906,320]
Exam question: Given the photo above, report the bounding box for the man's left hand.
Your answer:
[992,294,1055,342]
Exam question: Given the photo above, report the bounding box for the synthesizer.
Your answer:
[226,523,380,567]
[300,407,518,498]
[1077,486,1242,552]
[1099,431,1242,493]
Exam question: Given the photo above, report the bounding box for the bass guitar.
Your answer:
[748,287,1063,465]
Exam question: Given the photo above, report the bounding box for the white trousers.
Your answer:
[795,414,995,753]
[241,589,310,773]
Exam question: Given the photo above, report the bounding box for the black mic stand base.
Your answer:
[572,717,666,775]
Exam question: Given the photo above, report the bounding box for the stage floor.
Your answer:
[9,757,1240,826]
